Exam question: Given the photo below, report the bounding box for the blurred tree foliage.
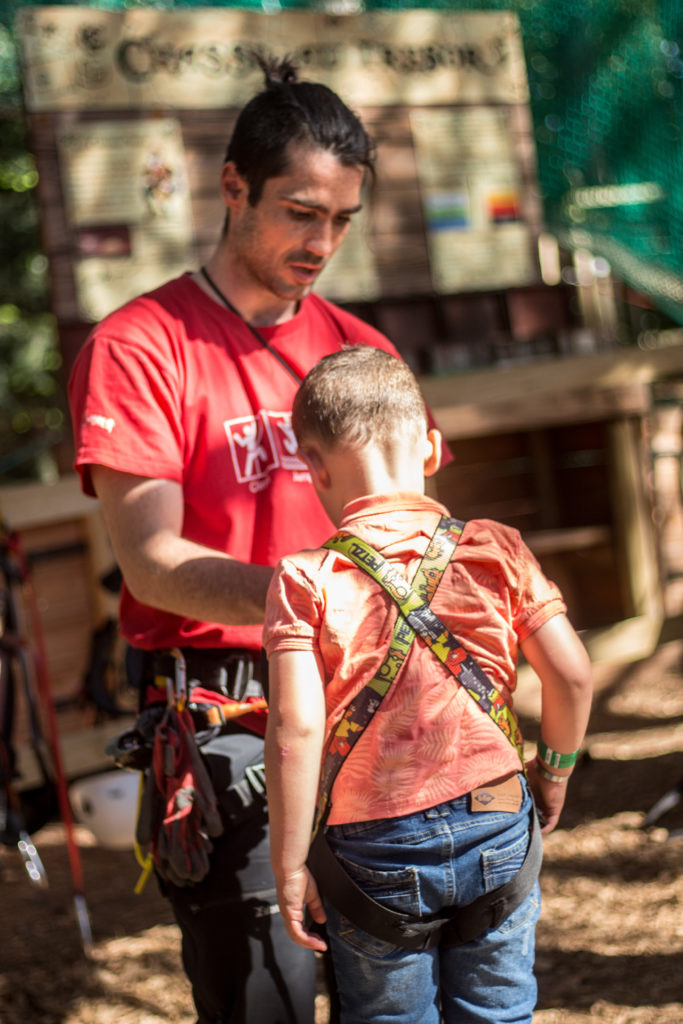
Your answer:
[0,20,65,484]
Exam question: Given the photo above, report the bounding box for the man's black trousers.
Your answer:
[163,754,317,1024]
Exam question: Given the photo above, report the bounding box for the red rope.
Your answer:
[6,528,92,948]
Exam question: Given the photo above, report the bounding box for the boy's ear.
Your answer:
[424,429,443,478]
[298,444,331,491]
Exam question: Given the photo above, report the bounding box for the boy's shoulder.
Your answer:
[276,544,333,581]
[458,518,539,570]
[461,518,523,548]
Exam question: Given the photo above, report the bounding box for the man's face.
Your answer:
[225,143,365,308]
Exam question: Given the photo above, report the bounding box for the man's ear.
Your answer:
[220,161,248,209]
[424,429,443,478]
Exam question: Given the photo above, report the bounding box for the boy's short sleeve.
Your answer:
[510,530,566,642]
[263,556,323,657]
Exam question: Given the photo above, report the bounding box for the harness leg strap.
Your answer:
[307,803,542,953]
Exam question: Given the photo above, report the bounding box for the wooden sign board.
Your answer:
[18,6,542,331]
[18,7,529,111]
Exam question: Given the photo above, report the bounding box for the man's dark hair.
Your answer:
[226,53,376,204]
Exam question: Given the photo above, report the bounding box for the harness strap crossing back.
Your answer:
[307,515,538,950]
[324,518,525,769]
[313,515,463,835]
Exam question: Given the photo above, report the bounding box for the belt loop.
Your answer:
[232,657,249,701]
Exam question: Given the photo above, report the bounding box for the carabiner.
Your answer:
[168,647,187,710]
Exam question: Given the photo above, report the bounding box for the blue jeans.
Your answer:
[323,775,540,1024]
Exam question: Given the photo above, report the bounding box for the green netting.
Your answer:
[2,0,682,322]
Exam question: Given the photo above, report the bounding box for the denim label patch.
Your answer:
[470,774,522,813]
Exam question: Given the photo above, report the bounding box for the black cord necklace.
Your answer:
[199,265,302,385]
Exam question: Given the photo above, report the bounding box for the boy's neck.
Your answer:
[326,443,427,525]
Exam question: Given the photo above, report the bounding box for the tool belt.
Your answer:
[111,647,268,770]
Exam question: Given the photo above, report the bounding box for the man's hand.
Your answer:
[276,866,328,951]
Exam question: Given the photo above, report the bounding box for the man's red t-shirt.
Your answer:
[69,273,443,651]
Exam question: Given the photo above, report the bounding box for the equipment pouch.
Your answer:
[199,729,268,828]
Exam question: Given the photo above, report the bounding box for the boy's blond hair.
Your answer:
[291,346,428,448]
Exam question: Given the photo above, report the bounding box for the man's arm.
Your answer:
[520,613,593,834]
[265,648,328,951]
[92,465,273,626]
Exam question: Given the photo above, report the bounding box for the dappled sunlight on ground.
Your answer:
[2,642,683,1023]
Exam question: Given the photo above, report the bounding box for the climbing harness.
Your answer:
[307,516,541,951]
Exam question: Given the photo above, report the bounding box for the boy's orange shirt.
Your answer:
[264,493,566,825]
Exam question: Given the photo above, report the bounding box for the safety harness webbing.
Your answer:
[313,514,463,834]
[316,515,524,830]
[306,515,539,951]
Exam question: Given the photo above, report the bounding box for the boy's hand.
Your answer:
[526,758,569,834]
[276,866,328,951]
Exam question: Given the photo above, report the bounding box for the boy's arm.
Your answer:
[265,648,328,952]
[520,613,593,834]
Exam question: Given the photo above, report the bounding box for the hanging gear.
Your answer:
[134,649,230,888]
[137,702,224,886]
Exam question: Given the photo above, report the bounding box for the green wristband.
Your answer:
[537,740,580,770]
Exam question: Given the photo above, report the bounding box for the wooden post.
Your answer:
[607,417,662,622]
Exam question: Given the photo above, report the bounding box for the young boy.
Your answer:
[263,346,593,1024]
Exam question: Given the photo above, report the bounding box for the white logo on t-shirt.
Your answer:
[224,410,308,492]
[84,413,115,434]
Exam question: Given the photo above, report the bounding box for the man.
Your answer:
[69,55,446,1023]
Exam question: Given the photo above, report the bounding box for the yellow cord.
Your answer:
[133,771,154,894]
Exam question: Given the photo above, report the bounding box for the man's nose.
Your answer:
[303,220,335,259]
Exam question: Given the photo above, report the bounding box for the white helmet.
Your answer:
[69,769,140,850]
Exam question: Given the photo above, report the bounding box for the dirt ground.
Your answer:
[2,639,683,1024]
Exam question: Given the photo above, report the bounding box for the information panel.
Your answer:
[57,118,195,320]
[18,6,540,320]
